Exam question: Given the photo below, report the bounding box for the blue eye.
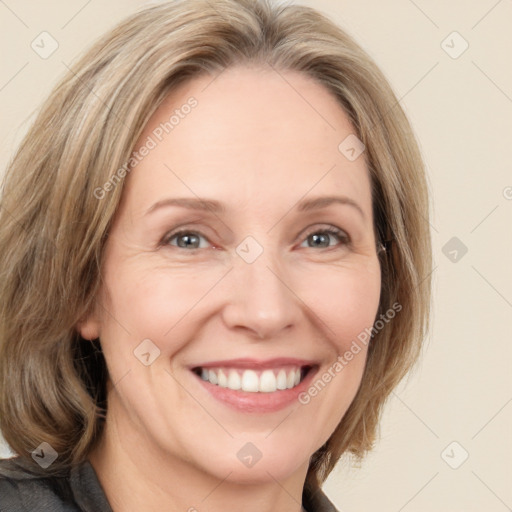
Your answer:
[162,226,350,251]
[299,227,349,249]
[163,230,208,250]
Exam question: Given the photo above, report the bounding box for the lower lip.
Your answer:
[192,367,319,413]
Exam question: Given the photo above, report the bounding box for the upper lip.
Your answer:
[190,357,317,370]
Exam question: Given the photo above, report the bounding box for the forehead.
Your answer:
[122,65,372,218]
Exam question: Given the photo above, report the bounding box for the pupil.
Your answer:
[311,233,328,247]
[179,234,198,248]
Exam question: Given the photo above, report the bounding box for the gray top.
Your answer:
[0,457,339,511]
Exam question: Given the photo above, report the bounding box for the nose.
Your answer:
[221,248,301,340]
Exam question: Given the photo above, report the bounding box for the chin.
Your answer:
[195,443,311,485]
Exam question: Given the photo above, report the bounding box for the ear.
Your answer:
[76,306,101,341]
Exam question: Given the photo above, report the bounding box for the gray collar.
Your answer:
[69,460,113,512]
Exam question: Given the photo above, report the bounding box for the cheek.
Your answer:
[99,260,225,353]
[292,263,381,444]
[296,261,381,349]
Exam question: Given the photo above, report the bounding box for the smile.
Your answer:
[192,365,312,393]
[189,357,319,412]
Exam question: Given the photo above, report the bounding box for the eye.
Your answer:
[163,230,209,250]
[298,226,350,249]
[161,225,350,251]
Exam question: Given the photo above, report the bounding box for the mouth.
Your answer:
[189,358,320,413]
[191,364,314,393]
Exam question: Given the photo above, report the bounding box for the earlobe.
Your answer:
[76,311,101,341]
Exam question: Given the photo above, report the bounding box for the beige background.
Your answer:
[1,1,511,510]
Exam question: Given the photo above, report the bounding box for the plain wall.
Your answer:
[0,1,511,510]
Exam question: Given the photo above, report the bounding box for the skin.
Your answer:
[78,64,381,512]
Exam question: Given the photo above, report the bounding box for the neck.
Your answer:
[89,395,309,512]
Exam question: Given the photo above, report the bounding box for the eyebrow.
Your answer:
[297,195,365,219]
[144,195,365,219]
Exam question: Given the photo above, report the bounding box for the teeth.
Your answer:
[198,366,305,393]
[208,369,218,385]
[276,369,287,390]
[286,370,295,389]
[241,370,259,392]
[218,369,228,387]
[227,369,241,390]
[259,370,276,392]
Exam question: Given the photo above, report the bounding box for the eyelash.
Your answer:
[161,226,350,252]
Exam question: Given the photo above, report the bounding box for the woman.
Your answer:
[0,0,431,510]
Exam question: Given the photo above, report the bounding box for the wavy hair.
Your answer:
[0,0,432,495]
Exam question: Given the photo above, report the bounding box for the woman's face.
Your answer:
[81,66,381,484]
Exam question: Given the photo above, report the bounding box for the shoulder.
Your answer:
[303,483,340,512]
[0,457,78,511]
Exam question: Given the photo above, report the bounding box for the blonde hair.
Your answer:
[0,0,431,493]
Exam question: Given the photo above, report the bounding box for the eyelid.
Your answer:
[299,224,350,243]
[161,228,210,248]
